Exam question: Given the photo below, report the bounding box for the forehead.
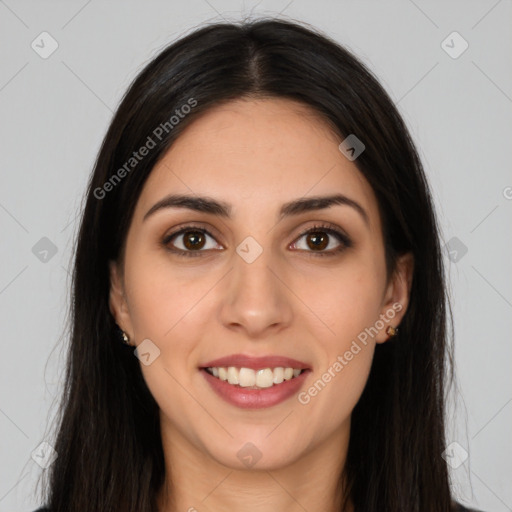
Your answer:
[135,98,380,231]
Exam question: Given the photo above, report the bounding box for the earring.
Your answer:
[121,331,131,346]
[386,325,399,337]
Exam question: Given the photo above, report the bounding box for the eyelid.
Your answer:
[163,221,222,240]
[293,221,350,242]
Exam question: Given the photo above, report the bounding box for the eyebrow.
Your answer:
[143,193,369,226]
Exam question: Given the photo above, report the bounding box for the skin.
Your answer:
[109,97,414,512]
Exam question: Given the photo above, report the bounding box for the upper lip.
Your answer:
[200,353,311,370]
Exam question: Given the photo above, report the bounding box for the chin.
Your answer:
[202,433,306,472]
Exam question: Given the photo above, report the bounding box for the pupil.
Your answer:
[308,232,328,250]
[184,231,205,250]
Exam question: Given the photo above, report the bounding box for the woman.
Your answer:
[34,18,482,512]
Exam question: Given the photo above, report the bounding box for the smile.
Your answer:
[205,366,305,389]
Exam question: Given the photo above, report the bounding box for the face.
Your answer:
[109,98,413,472]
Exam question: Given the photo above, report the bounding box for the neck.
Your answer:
[156,417,353,512]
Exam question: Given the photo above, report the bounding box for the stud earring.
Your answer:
[121,331,131,346]
[386,325,399,337]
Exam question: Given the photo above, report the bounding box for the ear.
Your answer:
[109,260,134,339]
[375,252,414,344]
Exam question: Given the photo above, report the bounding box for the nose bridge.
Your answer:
[235,244,275,295]
[219,238,293,335]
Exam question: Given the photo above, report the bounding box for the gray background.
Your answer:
[0,1,511,510]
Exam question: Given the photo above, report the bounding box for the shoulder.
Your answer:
[454,503,485,512]
[33,504,486,512]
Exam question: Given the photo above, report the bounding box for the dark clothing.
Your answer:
[33,504,484,511]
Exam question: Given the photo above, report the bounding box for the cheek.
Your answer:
[296,270,380,424]
[297,341,374,439]
[124,254,217,354]
[123,259,216,424]
[124,245,176,325]
[294,263,382,411]
[299,259,385,340]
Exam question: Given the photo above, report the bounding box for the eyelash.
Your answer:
[161,222,352,258]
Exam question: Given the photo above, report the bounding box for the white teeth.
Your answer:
[273,367,284,384]
[227,366,239,385]
[206,366,305,389]
[238,368,256,387]
[256,368,274,388]
[283,367,294,380]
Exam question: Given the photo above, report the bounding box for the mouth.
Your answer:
[202,366,307,389]
[199,354,312,409]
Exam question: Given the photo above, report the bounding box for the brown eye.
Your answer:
[162,226,223,256]
[305,231,329,251]
[182,230,206,250]
[291,224,352,257]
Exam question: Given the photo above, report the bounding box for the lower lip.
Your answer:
[200,368,310,409]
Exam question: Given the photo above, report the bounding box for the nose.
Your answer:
[218,248,294,339]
